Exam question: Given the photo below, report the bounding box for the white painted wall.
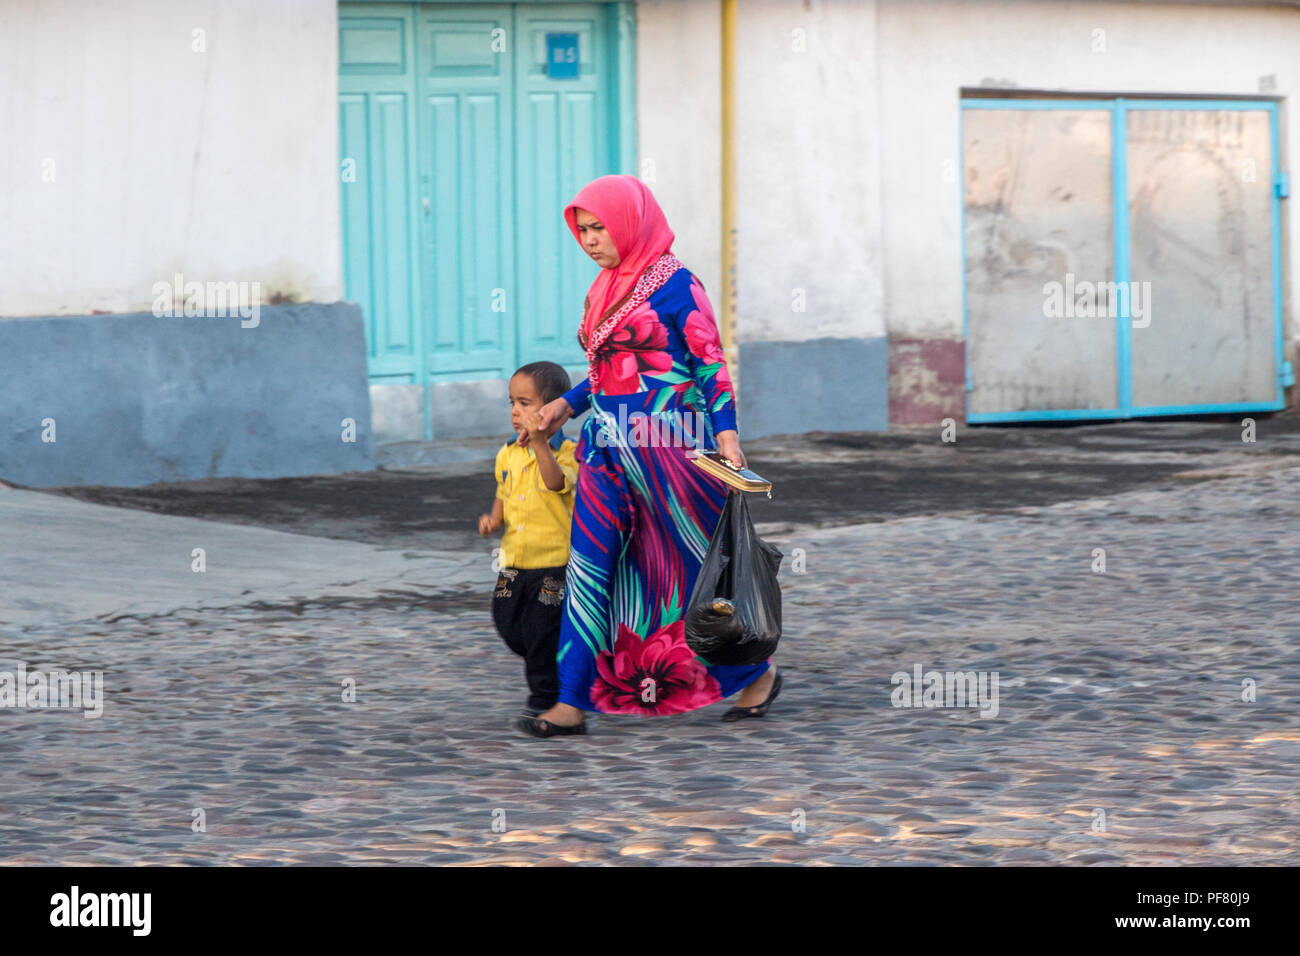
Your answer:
[876,0,1299,344]
[635,0,724,296]
[641,0,1298,355]
[6,0,1292,358]
[638,0,890,346]
[0,0,343,318]
[731,0,887,344]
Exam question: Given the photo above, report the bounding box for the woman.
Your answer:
[515,174,782,738]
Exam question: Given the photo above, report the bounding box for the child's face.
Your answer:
[508,373,546,434]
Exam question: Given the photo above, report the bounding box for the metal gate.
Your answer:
[962,98,1289,422]
[339,2,633,437]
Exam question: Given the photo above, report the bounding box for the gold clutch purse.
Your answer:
[687,450,773,495]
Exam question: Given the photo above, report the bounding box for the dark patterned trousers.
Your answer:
[492,565,567,711]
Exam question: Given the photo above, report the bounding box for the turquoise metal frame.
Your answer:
[960,97,1287,423]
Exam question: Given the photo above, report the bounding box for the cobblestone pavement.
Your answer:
[4,461,1298,865]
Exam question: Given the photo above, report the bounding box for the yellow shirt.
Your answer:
[495,431,579,569]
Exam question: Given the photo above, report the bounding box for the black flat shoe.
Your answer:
[511,708,541,728]
[515,714,588,738]
[721,669,783,722]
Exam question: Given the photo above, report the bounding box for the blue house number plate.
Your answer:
[546,33,579,79]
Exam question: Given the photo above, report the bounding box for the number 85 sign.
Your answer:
[546,32,579,79]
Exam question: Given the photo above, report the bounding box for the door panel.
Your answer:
[1126,108,1277,408]
[371,93,418,358]
[338,94,374,345]
[417,6,515,378]
[425,93,460,354]
[964,108,1118,416]
[514,6,610,366]
[339,9,422,381]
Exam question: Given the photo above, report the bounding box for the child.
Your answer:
[478,361,579,720]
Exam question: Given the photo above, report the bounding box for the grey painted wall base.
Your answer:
[372,344,884,446]
[431,377,522,441]
[738,336,889,438]
[0,303,375,487]
[371,364,590,444]
[370,384,424,444]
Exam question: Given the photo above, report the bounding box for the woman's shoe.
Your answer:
[721,669,783,722]
[515,714,587,738]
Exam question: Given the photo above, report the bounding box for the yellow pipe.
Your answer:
[720,0,739,390]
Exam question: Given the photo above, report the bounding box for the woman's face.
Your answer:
[575,208,621,269]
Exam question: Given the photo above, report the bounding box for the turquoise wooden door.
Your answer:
[339,5,424,385]
[416,4,515,380]
[339,2,633,438]
[512,5,615,366]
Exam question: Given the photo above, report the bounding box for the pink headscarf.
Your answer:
[564,175,676,342]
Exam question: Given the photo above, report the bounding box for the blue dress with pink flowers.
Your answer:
[556,267,771,714]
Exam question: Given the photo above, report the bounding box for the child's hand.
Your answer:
[478,512,500,535]
[524,410,547,444]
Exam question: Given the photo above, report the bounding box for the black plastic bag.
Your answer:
[684,492,783,666]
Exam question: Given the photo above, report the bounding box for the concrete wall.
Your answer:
[737,0,889,437]
[635,0,724,297]
[642,0,1299,432]
[875,0,1300,422]
[0,0,370,486]
[0,304,375,488]
[4,0,1293,473]
[641,0,890,438]
[0,0,343,316]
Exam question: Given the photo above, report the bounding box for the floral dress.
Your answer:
[556,266,771,714]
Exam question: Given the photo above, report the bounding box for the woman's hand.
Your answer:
[715,430,746,470]
[519,397,574,447]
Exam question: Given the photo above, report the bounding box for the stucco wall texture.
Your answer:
[641,0,1299,426]
[0,0,343,318]
[0,305,375,487]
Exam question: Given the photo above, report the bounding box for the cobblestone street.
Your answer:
[4,422,1299,865]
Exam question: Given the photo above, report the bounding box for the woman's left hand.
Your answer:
[715,430,746,470]
[520,396,573,447]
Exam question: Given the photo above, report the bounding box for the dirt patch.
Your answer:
[31,412,1300,550]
